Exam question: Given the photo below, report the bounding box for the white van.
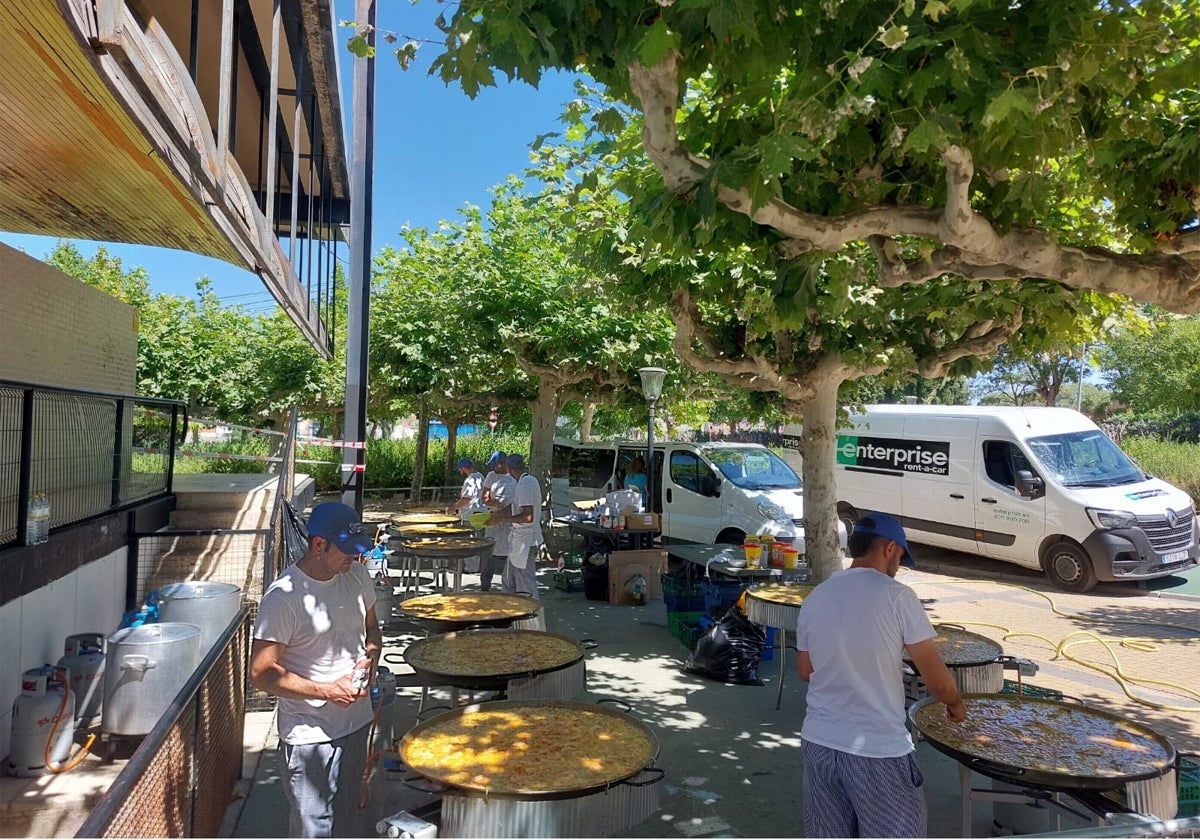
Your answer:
[834,405,1199,591]
[551,438,847,552]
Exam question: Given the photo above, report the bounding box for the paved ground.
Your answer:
[223,521,1200,839]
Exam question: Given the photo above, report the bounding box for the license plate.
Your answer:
[1162,550,1188,564]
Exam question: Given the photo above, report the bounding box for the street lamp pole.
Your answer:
[638,367,667,514]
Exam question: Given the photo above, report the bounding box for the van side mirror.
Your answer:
[1016,470,1044,499]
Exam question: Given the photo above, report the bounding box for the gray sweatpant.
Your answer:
[280,723,371,838]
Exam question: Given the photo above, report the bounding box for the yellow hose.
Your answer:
[916,578,1200,713]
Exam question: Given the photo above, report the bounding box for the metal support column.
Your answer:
[341,0,376,512]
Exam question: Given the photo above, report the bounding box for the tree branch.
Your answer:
[911,308,1025,378]
[627,54,1200,313]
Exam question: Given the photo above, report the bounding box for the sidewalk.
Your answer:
[224,526,1200,838]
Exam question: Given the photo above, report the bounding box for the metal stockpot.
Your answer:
[154,581,242,656]
[102,623,201,735]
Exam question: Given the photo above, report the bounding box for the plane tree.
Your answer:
[418,0,1197,578]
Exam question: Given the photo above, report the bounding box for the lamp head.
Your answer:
[638,366,667,403]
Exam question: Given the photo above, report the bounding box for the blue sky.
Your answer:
[0,0,579,314]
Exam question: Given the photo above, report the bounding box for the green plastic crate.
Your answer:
[661,572,704,600]
[668,610,704,649]
[560,551,586,570]
[1000,679,1063,701]
[553,569,584,592]
[1180,755,1200,818]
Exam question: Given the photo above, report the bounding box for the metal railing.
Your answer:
[0,380,186,547]
[75,608,249,838]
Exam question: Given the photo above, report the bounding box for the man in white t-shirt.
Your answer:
[250,502,381,837]
[796,513,965,838]
[481,458,516,592]
[494,453,543,599]
[446,457,483,516]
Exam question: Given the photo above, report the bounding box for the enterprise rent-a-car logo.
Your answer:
[837,435,950,476]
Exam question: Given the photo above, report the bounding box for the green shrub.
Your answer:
[306,432,532,492]
[1120,436,1200,502]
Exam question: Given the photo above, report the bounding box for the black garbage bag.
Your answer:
[581,553,609,601]
[684,605,766,686]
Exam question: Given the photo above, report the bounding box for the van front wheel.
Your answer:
[716,529,745,545]
[838,506,859,536]
[1041,541,1097,593]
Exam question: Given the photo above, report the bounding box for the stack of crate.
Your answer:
[662,572,705,648]
[553,551,587,592]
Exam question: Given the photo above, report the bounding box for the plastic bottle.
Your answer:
[26,492,50,545]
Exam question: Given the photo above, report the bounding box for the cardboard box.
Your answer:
[624,513,660,531]
[607,549,668,605]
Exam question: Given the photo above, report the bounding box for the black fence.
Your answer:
[0,380,187,547]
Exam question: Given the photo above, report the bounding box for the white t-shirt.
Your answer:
[459,471,484,508]
[253,561,375,744]
[507,473,544,567]
[795,567,935,758]
[486,473,517,555]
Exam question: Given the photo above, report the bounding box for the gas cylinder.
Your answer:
[58,633,105,729]
[374,579,395,628]
[7,666,75,777]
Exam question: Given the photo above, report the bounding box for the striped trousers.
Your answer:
[802,741,927,837]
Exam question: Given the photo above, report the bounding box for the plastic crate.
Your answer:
[668,611,704,649]
[553,569,584,592]
[1180,755,1200,818]
[664,593,706,614]
[1000,679,1064,701]
[661,572,705,600]
[703,579,746,617]
[559,550,586,570]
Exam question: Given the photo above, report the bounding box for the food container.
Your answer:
[742,543,762,568]
[782,547,800,569]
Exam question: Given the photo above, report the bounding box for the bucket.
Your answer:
[153,582,242,656]
[782,548,800,569]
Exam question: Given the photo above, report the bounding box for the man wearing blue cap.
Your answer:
[251,501,381,837]
[446,457,483,516]
[795,512,965,838]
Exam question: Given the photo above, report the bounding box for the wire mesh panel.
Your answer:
[0,384,22,543]
[194,618,248,837]
[135,529,271,605]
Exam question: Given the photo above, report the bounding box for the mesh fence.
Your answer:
[77,614,248,838]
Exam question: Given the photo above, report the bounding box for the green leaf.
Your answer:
[982,88,1035,128]
[637,19,678,66]
[877,25,910,50]
[922,1,950,21]
[346,35,374,59]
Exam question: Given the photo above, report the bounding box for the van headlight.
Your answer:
[757,502,791,524]
[1087,508,1137,530]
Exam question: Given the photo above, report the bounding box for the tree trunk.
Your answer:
[444,414,462,483]
[797,376,845,582]
[529,383,559,493]
[411,395,430,504]
[581,401,596,442]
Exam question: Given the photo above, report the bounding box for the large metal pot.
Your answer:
[401,699,662,838]
[744,582,814,629]
[153,581,242,656]
[102,623,201,735]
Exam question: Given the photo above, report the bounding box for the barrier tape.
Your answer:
[297,436,367,449]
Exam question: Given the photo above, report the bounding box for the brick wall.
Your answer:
[0,243,137,393]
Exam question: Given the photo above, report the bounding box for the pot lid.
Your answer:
[109,622,201,644]
[156,581,241,599]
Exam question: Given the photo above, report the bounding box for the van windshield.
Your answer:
[1026,431,1145,487]
[702,446,802,490]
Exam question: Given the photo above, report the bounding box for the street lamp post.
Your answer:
[638,367,667,514]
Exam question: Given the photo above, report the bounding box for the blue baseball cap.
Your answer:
[307,502,372,555]
[487,450,507,468]
[854,513,916,567]
[456,457,473,470]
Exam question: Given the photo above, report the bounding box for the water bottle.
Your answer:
[26,492,50,545]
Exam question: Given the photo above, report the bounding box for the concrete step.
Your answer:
[169,506,272,531]
[172,488,275,512]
